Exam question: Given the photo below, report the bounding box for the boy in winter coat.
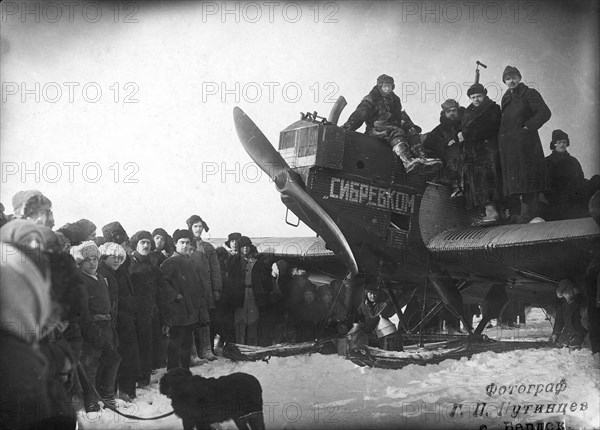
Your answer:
[71,241,121,413]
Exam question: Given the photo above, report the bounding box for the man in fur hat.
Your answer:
[151,228,173,266]
[129,231,167,386]
[186,215,222,360]
[342,74,442,174]
[498,66,551,223]
[160,229,208,370]
[542,129,587,220]
[221,232,242,256]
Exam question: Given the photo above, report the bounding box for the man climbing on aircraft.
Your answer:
[341,74,442,174]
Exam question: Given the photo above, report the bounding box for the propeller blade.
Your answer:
[233,106,359,275]
[280,172,359,275]
[233,107,288,180]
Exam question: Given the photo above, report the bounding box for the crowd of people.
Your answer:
[0,191,389,428]
[0,177,598,429]
[344,66,598,225]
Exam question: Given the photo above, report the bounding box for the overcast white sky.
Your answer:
[1,0,598,238]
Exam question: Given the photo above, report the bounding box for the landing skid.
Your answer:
[222,335,551,367]
[348,336,550,369]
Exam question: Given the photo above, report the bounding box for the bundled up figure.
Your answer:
[318,285,348,337]
[160,229,208,370]
[357,283,400,351]
[542,129,588,220]
[226,236,269,345]
[342,74,441,174]
[11,189,55,228]
[292,283,328,342]
[550,279,587,348]
[498,66,551,223]
[424,99,466,193]
[71,241,121,413]
[1,241,54,430]
[97,242,140,401]
[187,215,222,361]
[459,83,503,225]
[129,231,167,388]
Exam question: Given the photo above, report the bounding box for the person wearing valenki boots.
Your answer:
[342,74,442,174]
[187,215,221,361]
[459,83,503,226]
[498,66,551,223]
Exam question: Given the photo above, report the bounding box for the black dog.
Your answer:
[160,368,265,430]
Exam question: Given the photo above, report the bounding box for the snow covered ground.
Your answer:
[78,308,600,429]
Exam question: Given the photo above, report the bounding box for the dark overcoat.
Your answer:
[129,251,166,377]
[160,252,206,327]
[461,97,502,209]
[544,151,587,220]
[98,261,141,380]
[225,253,270,308]
[498,83,551,196]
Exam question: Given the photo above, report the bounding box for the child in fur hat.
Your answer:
[71,241,121,412]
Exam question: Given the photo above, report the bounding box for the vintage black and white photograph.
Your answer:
[1,0,599,429]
